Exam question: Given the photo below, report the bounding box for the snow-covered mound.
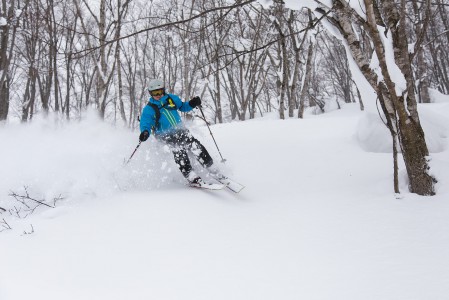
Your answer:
[356,101,449,153]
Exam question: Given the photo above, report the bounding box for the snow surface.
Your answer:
[1,99,449,300]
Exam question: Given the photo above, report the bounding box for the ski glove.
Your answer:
[139,130,149,142]
[189,96,201,108]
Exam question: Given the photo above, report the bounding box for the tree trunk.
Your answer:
[98,0,108,118]
[114,0,128,124]
[411,0,431,103]
[0,0,17,121]
[298,39,314,119]
[322,0,435,195]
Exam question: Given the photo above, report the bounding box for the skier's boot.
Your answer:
[187,171,204,187]
[207,166,227,180]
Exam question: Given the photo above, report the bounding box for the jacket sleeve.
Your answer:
[172,94,193,113]
[140,105,155,133]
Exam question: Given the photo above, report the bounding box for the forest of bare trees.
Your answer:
[1,0,448,195]
[1,0,448,123]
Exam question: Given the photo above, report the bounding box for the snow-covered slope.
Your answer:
[1,103,449,300]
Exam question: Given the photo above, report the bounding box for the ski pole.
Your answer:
[198,105,227,163]
[125,141,141,165]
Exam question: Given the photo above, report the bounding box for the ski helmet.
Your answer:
[148,79,165,92]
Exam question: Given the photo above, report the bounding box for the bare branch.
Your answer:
[0,218,12,232]
[9,188,55,209]
[71,0,257,56]
[204,7,334,74]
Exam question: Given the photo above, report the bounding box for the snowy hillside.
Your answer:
[1,101,449,300]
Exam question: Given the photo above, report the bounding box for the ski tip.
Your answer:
[233,186,245,193]
[226,184,245,193]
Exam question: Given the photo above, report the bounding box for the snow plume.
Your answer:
[0,109,182,213]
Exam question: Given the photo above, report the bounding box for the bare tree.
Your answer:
[60,1,79,120]
[318,32,356,105]
[18,0,40,121]
[0,0,22,121]
[316,0,435,195]
[410,0,432,103]
[298,37,314,119]
[425,0,449,94]
[114,0,131,123]
[270,0,289,120]
[198,0,233,123]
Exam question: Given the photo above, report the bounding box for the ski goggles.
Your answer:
[149,89,165,97]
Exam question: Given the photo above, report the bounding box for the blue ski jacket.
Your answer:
[140,93,194,136]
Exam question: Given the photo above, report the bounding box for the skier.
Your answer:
[138,78,219,187]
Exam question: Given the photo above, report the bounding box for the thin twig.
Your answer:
[9,188,55,209]
[22,224,35,235]
[0,218,12,232]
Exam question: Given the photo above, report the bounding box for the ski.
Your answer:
[188,181,225,190]
[209,173,245,193]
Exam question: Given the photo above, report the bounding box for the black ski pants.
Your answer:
[158,129,213,178]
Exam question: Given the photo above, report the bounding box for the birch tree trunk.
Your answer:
[379,0,434,195]
[320,0,435,195]
[272,0,288,120]
[287,10,306,118]
[114,0,130,124]
[298,39,314,119]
